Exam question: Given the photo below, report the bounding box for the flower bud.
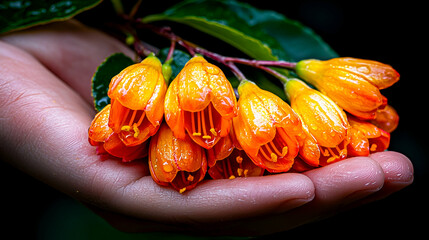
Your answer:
[370,105,399,133]
[285,79,348,147]
[285,79,349,165]
[295,57,398,119]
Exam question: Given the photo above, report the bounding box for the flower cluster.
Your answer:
[88,54,399,193]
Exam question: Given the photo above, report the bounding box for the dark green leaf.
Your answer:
[142,0,337,62]
[158,48,192,81]
[0,0,101,34]
[247,9,338,61]
[91,53,135,112]
[143,0,280,61]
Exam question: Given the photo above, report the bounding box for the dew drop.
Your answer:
[163,163,173,173]
[357,66,371,74]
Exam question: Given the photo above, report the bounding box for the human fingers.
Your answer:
[85,173,315,235]
[219,156,387,236]
[303,156,385,208]
[359,151,414,203]
[0,41,315,232]
[150,155,391,236]
[93,154,395,236]
[0,20,134,104]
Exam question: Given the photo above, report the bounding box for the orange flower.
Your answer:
[295,57,399,119]
[207,127,264,179]
[88,104,148,162]
[285,79,349,165]
[164,56,237,149]
[108,55,167,146]
[295,121,320,167]
[149,123,207,193]
[233,80,301,173]
[370,105,399,133]
[347,116,390,157]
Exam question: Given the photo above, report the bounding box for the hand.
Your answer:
[0,20,413,236]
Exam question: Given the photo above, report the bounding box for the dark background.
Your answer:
[1,0,426,239]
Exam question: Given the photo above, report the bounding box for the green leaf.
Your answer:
[142,0,279,61]
[91,53,135,112]
[142,0,337,62]
[0,0,101,34]
[158,48,192,81]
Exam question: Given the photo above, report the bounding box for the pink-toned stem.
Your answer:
[224,57,297,70]
[165,40,176,62]
[135,20,295,82]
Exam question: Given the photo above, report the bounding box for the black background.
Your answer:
[1,0,427,239]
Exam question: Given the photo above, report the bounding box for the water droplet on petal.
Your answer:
[163,163,173,173]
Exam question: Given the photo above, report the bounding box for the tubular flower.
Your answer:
[295,120,320,167]
[295,57,399,120]
[285,79,349,165]
[207,127,264,179]
[88,104,148,162]
[149,123,207,193]
[108,55,167,146]
[347,116,390,157]
[370,105,399,133]
[164,56,237,149]
[233,80,302,173]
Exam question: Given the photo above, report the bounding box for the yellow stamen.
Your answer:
[236,156,243,164]
[203,135,211,139]
[133,124,140,138]
[193,132,202,136]
[237,168,243,177]
[229,175,236,179]
[370,143,378,152]
[121,125,131,131]
[264,144,278,162]
[243,169,249,177]
[270,152,278,162]
[282,146,288,156]
[210,128,217,136]
[327,156,339,163]
[179,187,187,194]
